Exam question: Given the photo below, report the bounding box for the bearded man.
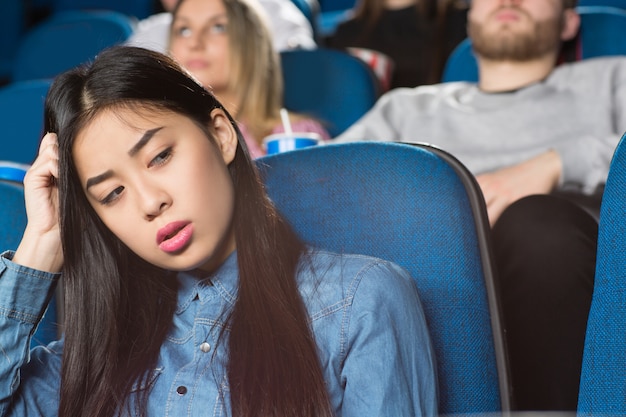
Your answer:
[336,0,626,412]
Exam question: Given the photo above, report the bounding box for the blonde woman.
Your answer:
[170,0,330,158]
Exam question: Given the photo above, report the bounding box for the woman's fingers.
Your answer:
[22,132,61,231]
[13,132,64,272]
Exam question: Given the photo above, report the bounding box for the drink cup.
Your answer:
[263,132,321,155]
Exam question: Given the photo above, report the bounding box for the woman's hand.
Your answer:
[13,133,64,273]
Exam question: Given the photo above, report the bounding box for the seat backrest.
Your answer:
[256,141,511,414]
[577,6,626,58]
[317,0,356,12]
[12,10,135,82]
[440,38,476,83]
[441,6,626,83]
[0,79,51,165]
[577,131,626,415]
[0,181,27,256]
[0,179,59,347]
[315,0,355,36]
[578,0,626,8]
[280,48,380,138]
[51,0,154,19]
[0,0,25,81]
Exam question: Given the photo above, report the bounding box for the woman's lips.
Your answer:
[185,59,209,70]
[157,221,193,253]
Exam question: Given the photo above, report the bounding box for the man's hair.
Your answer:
[564,0,578,8]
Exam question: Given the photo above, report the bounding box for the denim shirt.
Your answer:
[0,249,437,416]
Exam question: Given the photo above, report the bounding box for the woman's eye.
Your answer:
[173,26,192,38]
[100,186,124,206]
[210,22,227,34]
[149,147,173,167]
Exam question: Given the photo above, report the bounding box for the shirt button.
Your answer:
[199,342,211,353]
[176,386,188,396]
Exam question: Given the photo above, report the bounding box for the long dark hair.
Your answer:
[46,46,333,417]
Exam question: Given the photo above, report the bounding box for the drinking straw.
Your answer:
[280,108,293,137]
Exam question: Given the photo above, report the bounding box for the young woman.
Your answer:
[0,46,437,417]
[169,0,329,158]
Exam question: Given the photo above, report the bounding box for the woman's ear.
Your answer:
[560,8,581,42]
[210,108,238,164]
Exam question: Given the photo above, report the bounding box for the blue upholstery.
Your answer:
[0,79,51,165]
[318,0,357,12]
[577,6,626,58]
[315,9,353,37]
[51,0,154,19]
[441,6,626,83]
[0,181,27,255]
[0,180,59,348]
[577,132,626,416]
[579,0,626,8]
[12,10,134,82]
[256,141,511,414]
[0,1,25,81]
[280,48,380,138]
[316,0,355,36]
[440,38,477,83]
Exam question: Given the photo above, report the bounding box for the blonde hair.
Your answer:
[223,0,283,140]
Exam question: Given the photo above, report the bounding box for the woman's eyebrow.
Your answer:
[86,127,165,190]
[86,170,113,190]
[128,126,164,157]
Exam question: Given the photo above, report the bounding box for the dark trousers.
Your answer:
[492,194,598,411]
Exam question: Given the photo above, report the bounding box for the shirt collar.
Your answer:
[175,250,239,314]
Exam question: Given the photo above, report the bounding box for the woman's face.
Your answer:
[170,0,231,94]
[73,107,238,272]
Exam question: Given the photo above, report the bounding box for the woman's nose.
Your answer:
[137,182,171,220]
[189,31,205,50]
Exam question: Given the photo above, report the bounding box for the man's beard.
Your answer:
[468,9,564,61]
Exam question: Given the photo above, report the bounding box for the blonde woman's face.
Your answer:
[73,107,238,273]
[170,0,231,95]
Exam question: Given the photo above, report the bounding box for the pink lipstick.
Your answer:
[186,59,209,70]
[157,221,193,253]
